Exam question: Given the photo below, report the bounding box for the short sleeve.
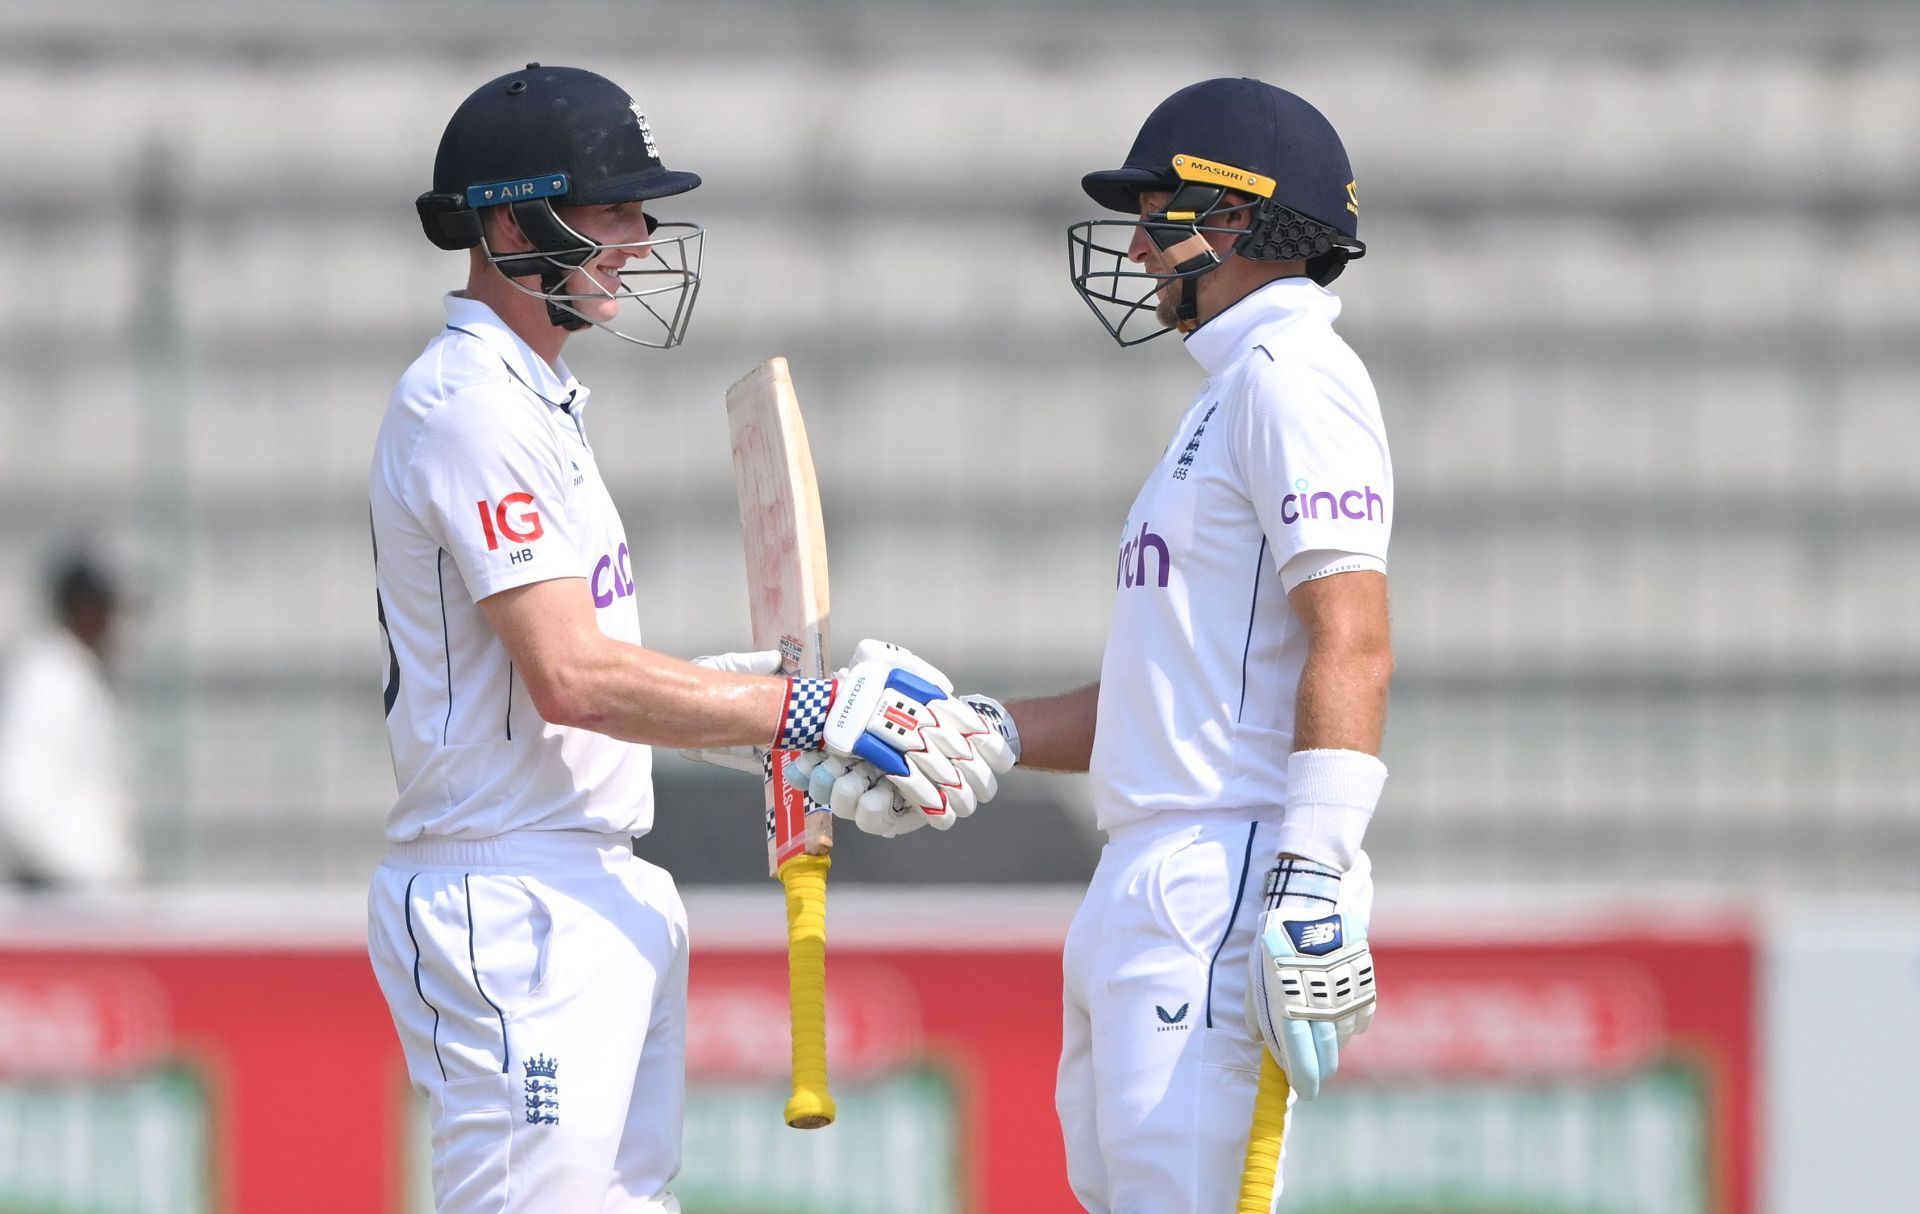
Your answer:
[1228,360,1392,572]
[1278,549,1388,594]
[401,385,586,602]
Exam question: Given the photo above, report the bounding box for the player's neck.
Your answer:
[1194,260,1309,327]
[464,270,570,371]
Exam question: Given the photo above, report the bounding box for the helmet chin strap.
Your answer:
[1173,263,1206,332]
[504,199,597,332]
[1162,231,1221,332]
[538,266,592,332]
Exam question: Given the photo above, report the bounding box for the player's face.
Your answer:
[1128,190,1185,327]
[1128,190,1251,327]
[556,202,653,322]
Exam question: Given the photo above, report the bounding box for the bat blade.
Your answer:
[725,356,832,872]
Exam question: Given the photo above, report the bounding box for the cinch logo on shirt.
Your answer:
[1280,479,1386,525]
[477,493,546,550]
[1116,522,1170,590]
[592,542,634,608]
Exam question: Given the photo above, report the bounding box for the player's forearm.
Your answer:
[1277,636,1392,870]
[481,579,794,748]
[533,639,788,749]
[1006,682,1100,772]
[1283,569,1392,757]
[1290,637,1391,755]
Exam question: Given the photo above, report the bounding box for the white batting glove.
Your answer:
[843,638,1020,802]
[844,639,946,689]
[786,751,932,838]
[821,665,1003,821]
[955,693,1020,766]
[1245,853,1377,1100]
[777,640,1015,829]
[677,648,784,773]
[784,690,1018,835]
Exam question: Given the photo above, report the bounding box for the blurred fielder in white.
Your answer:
[795,78,1391,1212]
[368,63,1005,1214]
[0,552,138,891]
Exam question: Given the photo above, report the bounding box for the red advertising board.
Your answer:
[0,892,1755,1214]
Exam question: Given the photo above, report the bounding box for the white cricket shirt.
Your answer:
[369,294,651,841]
[0,627,137,885]
[1088,278,1393,833]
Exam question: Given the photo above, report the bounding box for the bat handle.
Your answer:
[1235,1050,1291,1213]
[779,851,836,1129]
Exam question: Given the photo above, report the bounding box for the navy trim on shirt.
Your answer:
[1237,538,1268,722]
[371,510,401,717]
[444,324,575,409]
[437,549,454,746]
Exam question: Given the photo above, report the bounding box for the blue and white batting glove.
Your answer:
[677,648,785,773]
[1245,856,1377,1100]
[781,640,1016,831]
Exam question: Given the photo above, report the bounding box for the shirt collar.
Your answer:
[1181,277,1342,377]
[442,293,585,412]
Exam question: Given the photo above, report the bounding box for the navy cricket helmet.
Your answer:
[415,64,705,348]
[1068,77,1366,346]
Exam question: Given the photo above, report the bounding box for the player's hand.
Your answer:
[778,639,1015,827]
[678,648,784,773]
[786,751,933,837]
[784,687,1018,835]
[1245,854,1377,1100]
[823,640,1015,824]
[836,640,1019,801]
[820,664,1011,822]
[843,637,1020,783]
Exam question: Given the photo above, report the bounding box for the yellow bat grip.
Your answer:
[1235,1050,1291,1213]
[778,852,836,1129]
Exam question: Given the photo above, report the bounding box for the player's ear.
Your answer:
[481,204,530,253]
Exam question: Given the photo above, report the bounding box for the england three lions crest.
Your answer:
[523,1053,560,1125]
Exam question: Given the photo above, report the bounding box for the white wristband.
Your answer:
[1273,748,1386,873]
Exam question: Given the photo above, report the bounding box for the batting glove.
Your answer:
[786,751,927,837]
[1245,854,1377,1100]
[780,640,1015,829]
[677,648,784,773]
[787,688,1018,836]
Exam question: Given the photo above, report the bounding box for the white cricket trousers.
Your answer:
[368,830,689,1214]
[1057,810,1372,1214]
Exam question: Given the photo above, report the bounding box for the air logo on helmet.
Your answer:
[465,175,570,209]
[1346,180,1359,217]
[628,99,660,159]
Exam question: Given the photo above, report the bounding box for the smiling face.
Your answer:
[467,196,701,360]
[549,201,654,324]
[476,200,655,322]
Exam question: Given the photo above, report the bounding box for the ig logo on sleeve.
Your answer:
[477,493,545,551]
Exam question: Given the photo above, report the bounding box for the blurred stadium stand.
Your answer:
[0,0,1913,889]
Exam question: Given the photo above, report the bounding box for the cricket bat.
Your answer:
[1236,1051,1290,1212]
[726,356,836,1130]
